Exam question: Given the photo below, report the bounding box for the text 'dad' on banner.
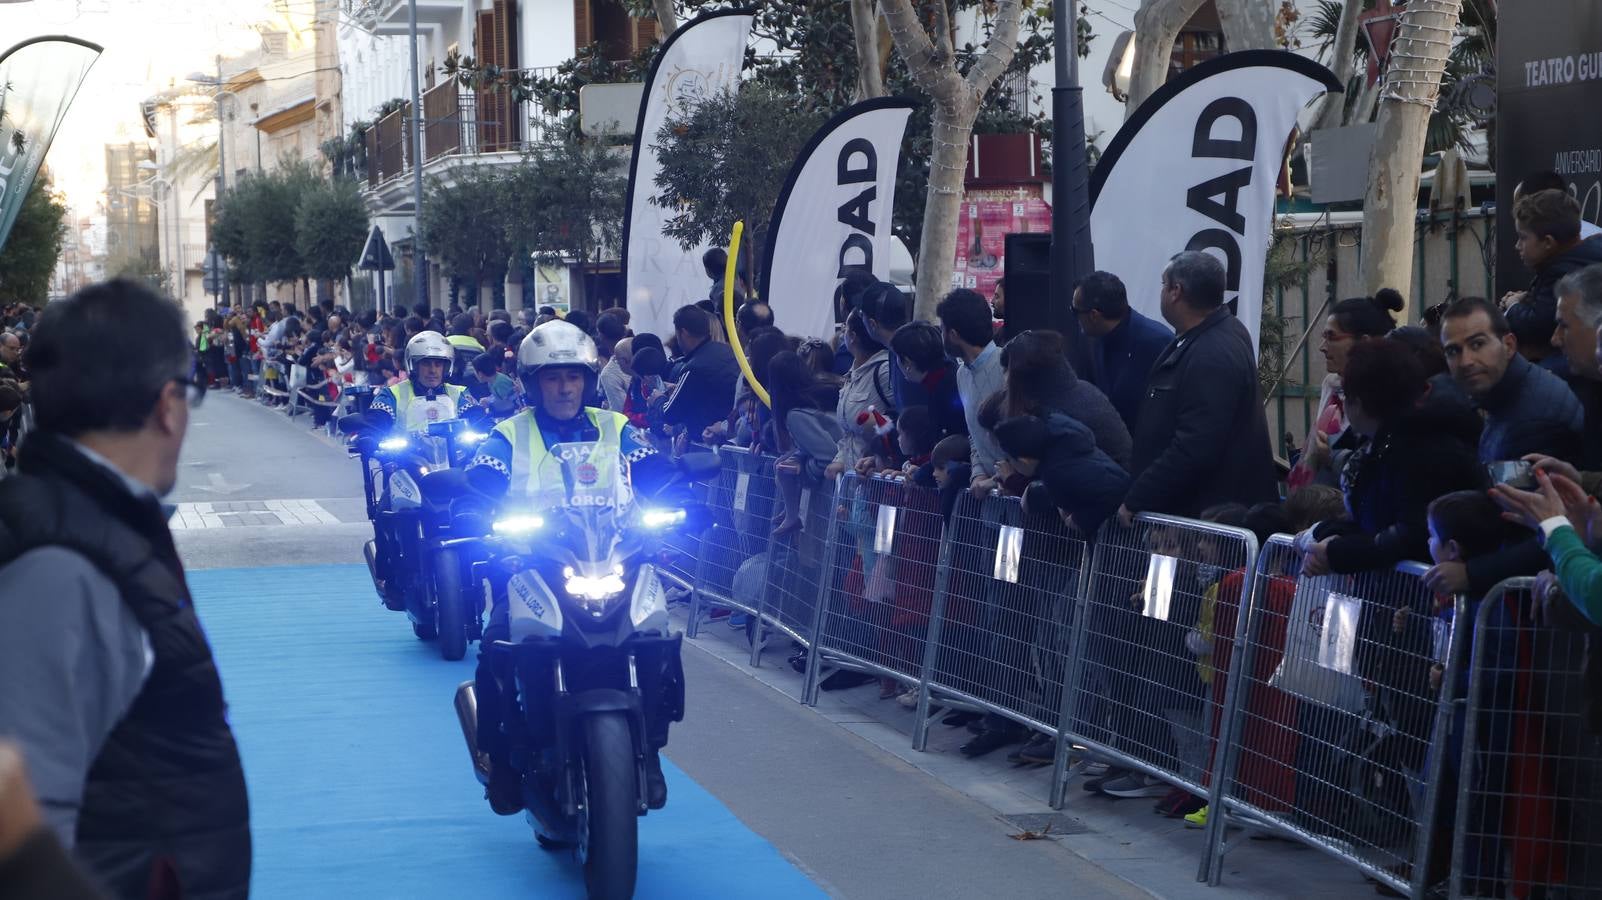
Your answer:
[762,98,915,342]
[1089,50,1341,354]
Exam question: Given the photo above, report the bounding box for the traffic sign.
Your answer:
[358,225,395,272]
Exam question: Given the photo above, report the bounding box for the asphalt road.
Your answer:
[172,393,1154,899]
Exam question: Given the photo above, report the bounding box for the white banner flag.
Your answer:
[622,10,754,340]
[761,98,915,341]
[1090,51,1341,352]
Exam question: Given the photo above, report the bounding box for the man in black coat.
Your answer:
[890,321,967,440]
[1118,251,1278,522]
[0,280,251,899]
[660,304,740,442]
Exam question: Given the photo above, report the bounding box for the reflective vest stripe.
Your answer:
[493,408,628,497]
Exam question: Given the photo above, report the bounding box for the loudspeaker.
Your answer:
[1002,233,1053,336]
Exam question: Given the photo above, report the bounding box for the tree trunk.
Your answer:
[448,276,460,308]
[880,0,1021,321]
[851,0,886,101]
[1213,0,1276,52]
[1359,0,1463,312]
[651,0,677,38]
[492,271,507,310]
[914,100,976,319]
[1313,0,1364,130]
[1126,0,1206,117]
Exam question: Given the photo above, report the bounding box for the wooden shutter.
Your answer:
[495,0,520,147]
[475,10,501,151]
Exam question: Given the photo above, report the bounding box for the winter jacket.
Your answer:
[832,351,897,468]
[1314,403,1487,573]
[661,339,741,438]
[1090,307,1173,430]
[1018,412,1131,536]
[1509,235,1602,353]
[1475,351,1584,464]
[1124,307,1279,517]
[1043,377,1133,472]
[918,364,968,440]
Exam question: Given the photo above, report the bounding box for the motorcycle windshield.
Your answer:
[533,441,630,564]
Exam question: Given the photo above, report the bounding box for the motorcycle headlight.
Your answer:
[562,564,627,608]
[379,436,409,451]
[640,508,687,530]
[493,514,545,535]
[459,429,486,445]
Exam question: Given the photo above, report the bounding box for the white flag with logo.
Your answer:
[1090,51,1341,352]
[761,98,915,341]
[622,10,753,340]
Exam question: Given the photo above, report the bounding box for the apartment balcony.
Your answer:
[367,0,460,37]
[363,70,565,213]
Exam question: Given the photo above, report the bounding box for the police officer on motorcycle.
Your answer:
[467,320,674,816]
[369,331,478,432]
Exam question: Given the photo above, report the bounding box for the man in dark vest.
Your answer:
[0,279,251,899]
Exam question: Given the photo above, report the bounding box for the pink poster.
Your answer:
[950,186,1052,300]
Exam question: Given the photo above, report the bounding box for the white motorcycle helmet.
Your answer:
[517,320,599,377]
[405,330,454,373]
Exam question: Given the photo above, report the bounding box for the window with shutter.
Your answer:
[475,9,501,150]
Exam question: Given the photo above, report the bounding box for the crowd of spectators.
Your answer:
[160,187,1602,896]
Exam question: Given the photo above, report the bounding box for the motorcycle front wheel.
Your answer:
[434,548,467,661]
[579,712,638,900]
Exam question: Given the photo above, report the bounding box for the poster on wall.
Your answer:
[1495,0,1602,296]
[533,265,570,315]
[950,186,1052,300]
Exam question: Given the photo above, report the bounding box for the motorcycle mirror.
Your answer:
[677,451,720,480]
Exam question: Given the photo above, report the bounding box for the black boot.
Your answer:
[644,750,668,810]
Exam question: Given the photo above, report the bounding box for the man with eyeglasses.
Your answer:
[1071,270,1172,431]
[0,280,251,899]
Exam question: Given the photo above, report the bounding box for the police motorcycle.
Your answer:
[341,332,493,661]
[450,326,716,899]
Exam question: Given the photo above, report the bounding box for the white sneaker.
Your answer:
[1097,773,1169,799]
[896,689,920,709]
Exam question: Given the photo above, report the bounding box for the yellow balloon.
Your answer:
[723,221,770,408]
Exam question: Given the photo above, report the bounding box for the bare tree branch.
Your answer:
[880,0,948,97]
[1314,0,1363,130]
[851,0,887,100]
[651,0,678,38]
[1213,0,1276,51]
[963,0,1022,101]
[1126,0,1207,116]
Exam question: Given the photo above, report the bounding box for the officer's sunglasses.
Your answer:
[172,375,207,408]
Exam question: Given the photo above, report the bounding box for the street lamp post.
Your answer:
[1051,0,1096,373]
[189,61,241,308]
[407,0,428,310]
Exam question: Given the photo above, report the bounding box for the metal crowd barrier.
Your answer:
[1202,535,1463,896]
[1451,578,1602,900]
[912,492,1088,783]
[800,473,947,703]
[673,460,1601,899]
[752,464,839,659]
[684,446,776,638]
[1054,514,1260,817]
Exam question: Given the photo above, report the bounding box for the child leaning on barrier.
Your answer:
[991,413,1129,537]
[1412,489,1515,892]
[929,434,970,522]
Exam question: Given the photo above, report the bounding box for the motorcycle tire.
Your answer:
[579,712,638,900]
[434,548,467,662]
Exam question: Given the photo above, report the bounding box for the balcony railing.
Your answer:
[364,68,568,190]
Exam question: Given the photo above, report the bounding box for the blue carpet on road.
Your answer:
[192,564,823,899]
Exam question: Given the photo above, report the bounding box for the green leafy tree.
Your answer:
[295,176,370,302]
[504,137,628,310]
[651,84,825,290]
[238,162,321,299]
[420,166,515,309]
[0,172,67,306]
